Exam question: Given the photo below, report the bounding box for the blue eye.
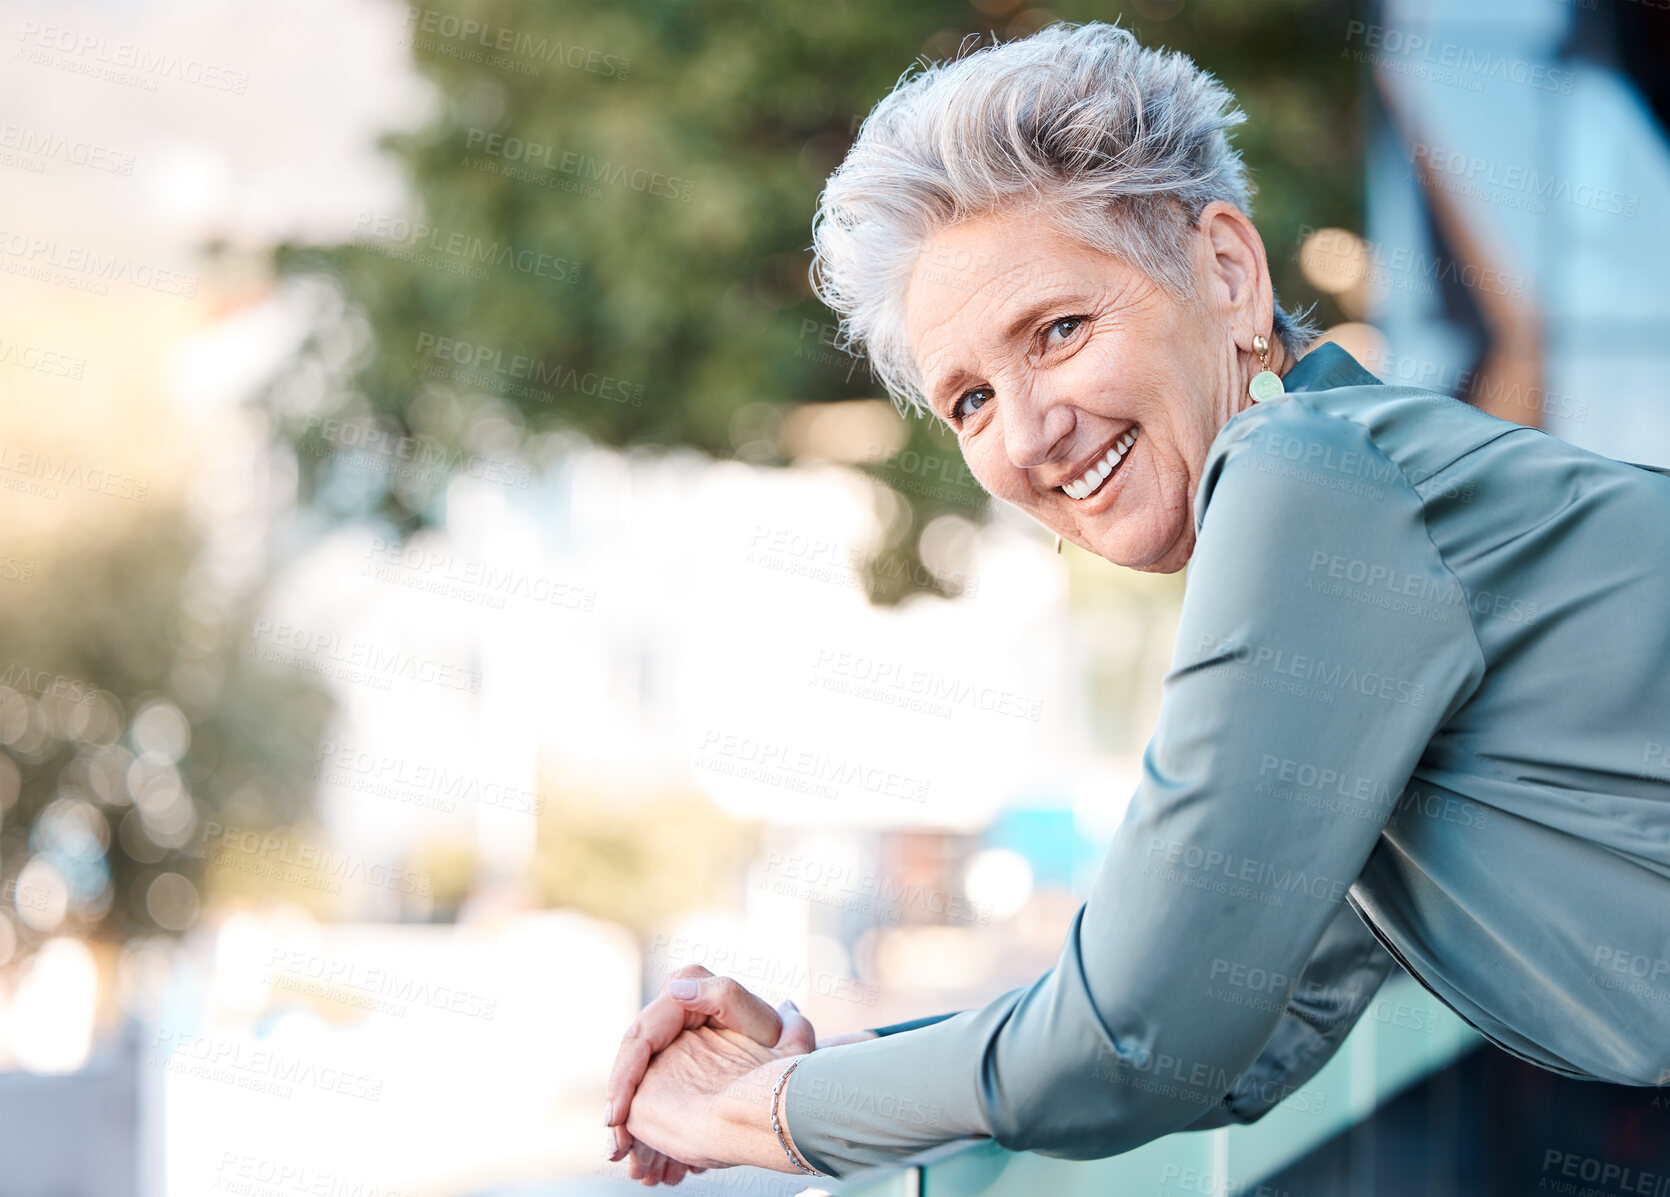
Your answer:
[1046,316,1086,344]
[953,388,992,422]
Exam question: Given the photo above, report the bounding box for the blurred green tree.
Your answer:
[264,0,1362,601]
[0,507,333,966]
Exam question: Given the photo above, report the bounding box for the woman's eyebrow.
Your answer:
[927,366,976,415]
[1000,295,1075,342]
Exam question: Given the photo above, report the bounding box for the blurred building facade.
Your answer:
[1365,0,1670,464]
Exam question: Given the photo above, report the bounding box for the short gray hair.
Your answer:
[809,21,1317,416]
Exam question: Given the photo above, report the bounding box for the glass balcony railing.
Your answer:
[825,972,1480,1197]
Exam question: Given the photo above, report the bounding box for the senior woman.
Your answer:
[604,21,1670,1185]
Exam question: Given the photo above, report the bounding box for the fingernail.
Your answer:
[668,979,698,999]
[604,1100,613,1126]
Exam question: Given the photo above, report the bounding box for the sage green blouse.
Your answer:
[784,342,1670,1177]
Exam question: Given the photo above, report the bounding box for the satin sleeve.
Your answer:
[1178,899,1394,1129]
[870,1012,962,1037]
[783,400,1486,1178]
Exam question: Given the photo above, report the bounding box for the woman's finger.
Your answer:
[643,1152,668,1187]
[665,974,783,1046]
[774,998,817,1055]
[606,964,728,1126]
[606,998,720,1128]
[625,1140,649,1181]
[605,1032,655,1135]
[627,1140,671,1186]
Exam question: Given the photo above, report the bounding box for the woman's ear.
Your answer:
[1195,200,1273,347]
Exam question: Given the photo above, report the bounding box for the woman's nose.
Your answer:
[1003,385,1076,472]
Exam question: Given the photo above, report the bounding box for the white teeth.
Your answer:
[1063,431,1137,500]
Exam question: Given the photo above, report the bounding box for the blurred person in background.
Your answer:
[601,21,1670,1185]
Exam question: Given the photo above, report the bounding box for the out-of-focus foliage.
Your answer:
[0,508,333,964]
[532,792,757,935]
[265,0,1363,601]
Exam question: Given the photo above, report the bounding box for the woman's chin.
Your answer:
[1076,514,1185,573]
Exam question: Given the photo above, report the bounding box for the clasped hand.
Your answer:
[605,965,874,1185]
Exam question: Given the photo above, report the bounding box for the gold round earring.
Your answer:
[1248,334,1285,403]
[1055,534,1063,555]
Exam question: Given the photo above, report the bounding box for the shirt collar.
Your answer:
[1280,340,1381,395]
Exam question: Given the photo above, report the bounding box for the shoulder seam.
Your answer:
[1218,402,1490,704]
[1326,407,1491,712]
[1288,385,1532,488]
[1406,425,1529,490]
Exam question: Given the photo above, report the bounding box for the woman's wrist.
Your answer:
[769,1055,829,1177]
[717,1057,814,1173]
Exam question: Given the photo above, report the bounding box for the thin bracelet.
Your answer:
[770,1057,827,1177]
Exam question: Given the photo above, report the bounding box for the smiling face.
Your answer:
[904,202,1282,573]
